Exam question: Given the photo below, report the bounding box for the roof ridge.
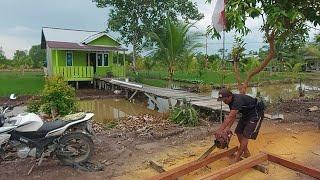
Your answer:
[42,26,103,33]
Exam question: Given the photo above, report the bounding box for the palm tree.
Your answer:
[148,18,203,88]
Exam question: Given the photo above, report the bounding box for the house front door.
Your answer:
[89,53,97,74]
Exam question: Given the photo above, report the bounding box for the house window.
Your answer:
[66,51,73,66]
[104,54,109,66]
[97,54,103,66]
[97,53,109,67]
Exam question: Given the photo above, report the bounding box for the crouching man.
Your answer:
[214,88,264,163]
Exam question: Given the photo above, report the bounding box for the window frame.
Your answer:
[96,52,109,67]
[66,51,73,67]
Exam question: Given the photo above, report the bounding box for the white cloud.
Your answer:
[0,25,39,58]
[7,26,37,34]
[0,35,35,59]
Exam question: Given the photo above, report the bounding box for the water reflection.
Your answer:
[210,81,320,103]
[78,98,159,123]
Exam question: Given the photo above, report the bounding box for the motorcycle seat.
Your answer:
[12,120,79,139]
[37,120,70,133]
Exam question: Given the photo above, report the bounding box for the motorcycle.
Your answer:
[0,94,95,166]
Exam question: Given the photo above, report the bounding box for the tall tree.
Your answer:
[29,45,46,68]
[148,18,203,87]
[207,0,320,94]
[0,53,7,69]
[93,0,203,70]
[12,50,32,73]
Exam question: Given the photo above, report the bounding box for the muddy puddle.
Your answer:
[78,98,160,123]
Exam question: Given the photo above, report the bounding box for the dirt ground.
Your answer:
[266,95,320,122]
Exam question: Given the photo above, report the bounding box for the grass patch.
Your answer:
[130,70,297,85]
[0,71,44,97]
[141,78,168,87]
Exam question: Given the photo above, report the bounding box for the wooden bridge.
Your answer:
[95,78,229,113]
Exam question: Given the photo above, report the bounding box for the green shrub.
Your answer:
[26,98,41,113]
[27,76,77,117]
[130,72,142,83]
[169,99,199,126]
[41,76,76,116]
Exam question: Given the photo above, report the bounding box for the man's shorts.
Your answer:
[235,115,263,140]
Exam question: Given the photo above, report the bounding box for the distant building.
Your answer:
[304,56,320,72]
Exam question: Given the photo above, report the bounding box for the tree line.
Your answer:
[0,45,45,69]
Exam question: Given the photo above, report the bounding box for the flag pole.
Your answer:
[220,29,225,124]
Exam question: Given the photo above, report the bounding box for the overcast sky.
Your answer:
[0,0,319,59]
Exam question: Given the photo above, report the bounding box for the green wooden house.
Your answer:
[41,27,127,84]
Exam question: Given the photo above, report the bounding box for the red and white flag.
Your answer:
[211,0,226,32]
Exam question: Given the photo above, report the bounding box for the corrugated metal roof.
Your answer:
[41,27,125,50]
[42,27,100,43]
[47,41,127,51]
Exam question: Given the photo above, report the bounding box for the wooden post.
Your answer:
[266,152,320,179]
[104,82,107,90]
[98,80,102,90]
[149,147,238,180]
[168,98,172,109]
[129,90,138,101]
[123,50,126,77]
[199,153,268,180]
[125,89,129,99]
[144,93,161,111]
[76,81,79,89]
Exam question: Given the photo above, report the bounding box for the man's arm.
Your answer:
[215,109,238,134]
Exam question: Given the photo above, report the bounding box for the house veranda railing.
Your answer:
[53,66,94,81]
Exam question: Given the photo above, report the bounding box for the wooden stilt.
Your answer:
[168,98,172,109]
[144,93,161,110]
[98,80,102,90]
[129,90,138,101]
[76,81,79,89]
[149,147,238,180]
[125,89,129,99]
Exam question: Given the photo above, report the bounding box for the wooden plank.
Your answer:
[149,161,167,173]
[199,153,268,180]
[149,147,238,180]
[238,157,268,174]
[266,152,320,179]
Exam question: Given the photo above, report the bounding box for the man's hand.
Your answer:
[214,130,223,138]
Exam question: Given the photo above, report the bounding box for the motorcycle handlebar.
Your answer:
[2,102,23,113]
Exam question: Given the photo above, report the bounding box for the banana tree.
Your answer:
[148,18,203,88]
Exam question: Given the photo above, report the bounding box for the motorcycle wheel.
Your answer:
[56,132,94,165]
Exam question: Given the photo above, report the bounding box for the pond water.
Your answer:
[78,81,320,122]
[78,98,159,123]
[209,81,320,103]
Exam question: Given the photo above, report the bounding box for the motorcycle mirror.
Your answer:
[9,94,17,100]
